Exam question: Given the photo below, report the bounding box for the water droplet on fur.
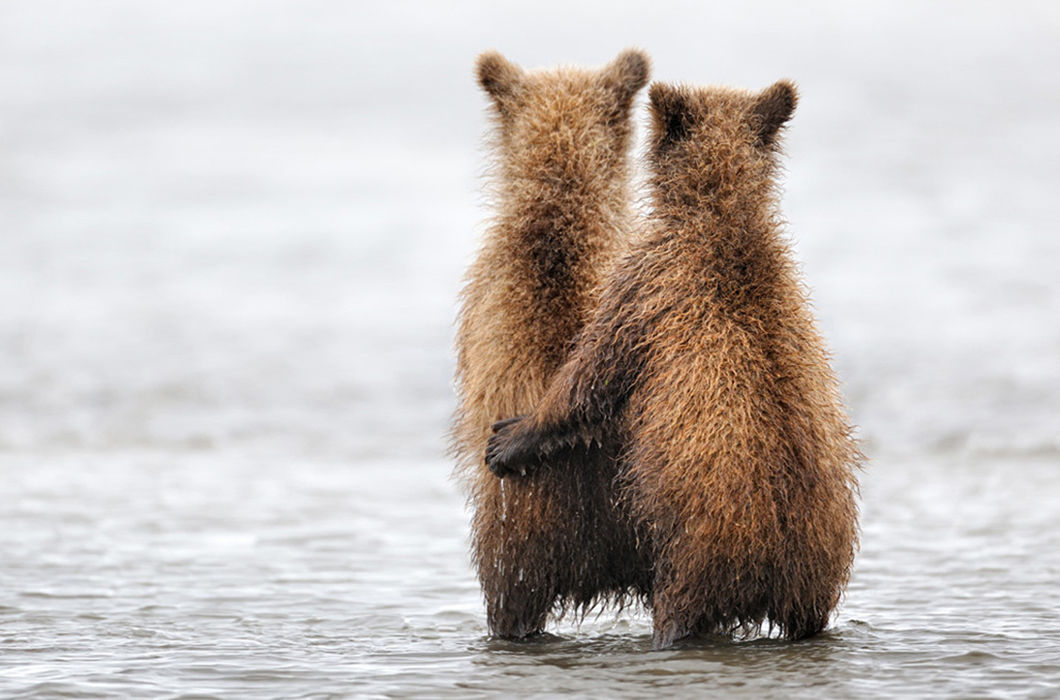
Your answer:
[518,568,524,581]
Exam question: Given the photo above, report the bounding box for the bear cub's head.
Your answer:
[647,81,797,202]
[476,49,650,190]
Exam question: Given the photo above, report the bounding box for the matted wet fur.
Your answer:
[452,49,653,638]
[487,80,862,649]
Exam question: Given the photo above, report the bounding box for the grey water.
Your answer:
[2,1,1060,697]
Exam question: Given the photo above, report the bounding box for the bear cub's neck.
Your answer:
[501,169,629,251]
[652,151,788,310]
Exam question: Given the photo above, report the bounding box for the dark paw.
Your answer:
[485,415,533,478]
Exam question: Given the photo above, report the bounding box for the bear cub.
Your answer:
[452,49,652,639]
[487,80,861,649]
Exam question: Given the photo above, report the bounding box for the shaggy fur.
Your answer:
[487,80,862,649]
[452,49,652,638]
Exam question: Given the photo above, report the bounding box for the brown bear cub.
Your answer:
[487,81,862,649]
[452,49,652,638]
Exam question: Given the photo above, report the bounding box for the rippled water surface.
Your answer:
[3,1,1060,697]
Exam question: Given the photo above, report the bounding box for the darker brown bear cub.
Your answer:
[487,81,862,649]
[452,49,652,639]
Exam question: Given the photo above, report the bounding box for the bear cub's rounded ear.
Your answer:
[751,80,798,147]
[476,51,525,111]
[601,48,651,106]
[649,83,693,146]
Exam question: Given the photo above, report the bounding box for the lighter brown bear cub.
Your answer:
[487,81,862,649]
[452,49,652,638]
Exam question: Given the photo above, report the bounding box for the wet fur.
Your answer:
[488,80,862,649]
[452,49,652,638]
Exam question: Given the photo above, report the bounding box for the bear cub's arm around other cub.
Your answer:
[486,256,654,478]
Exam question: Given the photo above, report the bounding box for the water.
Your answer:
[2,1,1060,697]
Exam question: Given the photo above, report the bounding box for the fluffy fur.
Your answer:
[452,49,652,638]
[487,80,861,649]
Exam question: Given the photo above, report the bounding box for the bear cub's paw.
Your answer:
[486,416,539,478]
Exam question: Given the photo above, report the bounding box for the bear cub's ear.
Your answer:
[751,80,798,147]
[601,48,651,107]
[649,83,693,146]
[476,51,525,112]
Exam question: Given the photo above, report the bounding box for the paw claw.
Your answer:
[491,415,526,433]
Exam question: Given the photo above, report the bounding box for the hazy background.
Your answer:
[4,0,1058,461]
[2,1,1059,697]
